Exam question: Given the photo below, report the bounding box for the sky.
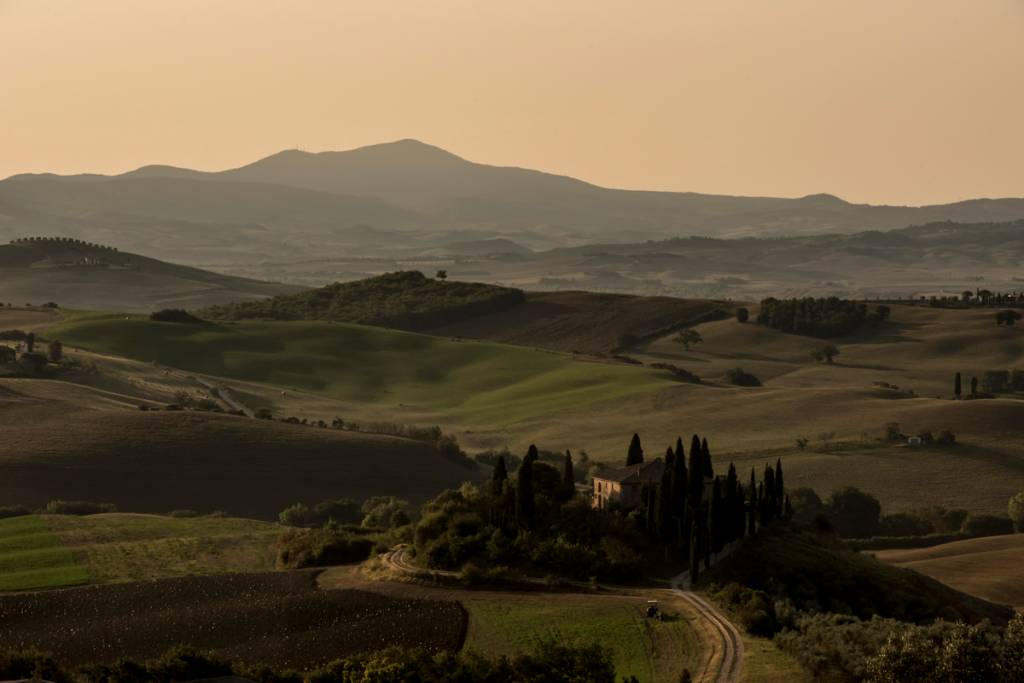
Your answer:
[1,0,1022,205]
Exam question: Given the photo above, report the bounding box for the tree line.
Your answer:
[756,297,890,338]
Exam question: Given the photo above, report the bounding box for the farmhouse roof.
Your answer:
[595,458,665,485]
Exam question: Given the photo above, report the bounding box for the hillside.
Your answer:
[426,290,724,354]
[876,534,1024,608]
[0,238,300,311]
[197,271,724,354]
[706,524,1013,625]
[0,379,479,519]
[197,270,526,330]
[3,141,1024,269]
[46,313,677,427]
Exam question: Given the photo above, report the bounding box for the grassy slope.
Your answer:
[0,515,90,591]
[0,514,279,591]
[318,566,706,683]
[46,513,279,583]
[707,524,1013,625]
[427,291,723,355]
[48,312,675,426]
[876,534,1024,608]
[465,596,699,683]
[0,379,482,519]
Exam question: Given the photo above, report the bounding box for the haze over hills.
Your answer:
[2,140,1024,269]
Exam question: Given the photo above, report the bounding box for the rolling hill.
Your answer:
[46,312,679,426]
[197,270,724,354]
[0,379,481,519]
[0,238,300,311]
[3,140,1024,268]
[876,534,1024,608]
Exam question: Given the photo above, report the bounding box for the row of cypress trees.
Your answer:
[489,434,789,583]
[629,433,790,582]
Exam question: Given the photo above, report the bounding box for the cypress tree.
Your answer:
[645,484,657,532]
[702,507,711,570]
[725,463,738,542]
[783,494,793,520]
[774,459,785,516]
[562,450,575,496]
[736,483,746,538]
[748,469,757,536]
[765,464,778,524]
[971,376,978,395]
[492,456,508,496]
[701,438,713,478]
[671,441,688,521]
[657,459,673,541]
[626,433,644,466]
[516,445,538,531]
[689,522,700,584]
[688,435,703,506]
[710,478,723,553]
[954,372,962,398]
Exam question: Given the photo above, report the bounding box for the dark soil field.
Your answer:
[0,570,467,670]
[428,291,724,354]
[0,380,481,518]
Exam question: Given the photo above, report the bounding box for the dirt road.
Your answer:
[381,545,744,683]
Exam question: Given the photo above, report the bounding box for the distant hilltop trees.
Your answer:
[757,297,890,338]
[10,237,118,252]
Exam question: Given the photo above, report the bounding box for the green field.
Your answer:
[464,596,701,683]
[0,514,279,590]
[0,515,90,591]
[49,312,676,425]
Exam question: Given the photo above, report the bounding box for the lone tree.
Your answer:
[811,344,839,364]
[626,433,644,466]
[674,328,703,351]
[25,332,35,353]
[435,269,448,281]
[47,340,63,363]
[971,376,979,396]
[736,307,749,323]
[954,372,962,398]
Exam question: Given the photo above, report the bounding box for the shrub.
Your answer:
[736,307,749,323]
[276,525,376,568]
[649,362,701,383]
[960,514,1014,537]
[1010,492,1024,533]
[149,308,203,323]
[0,506,30,520]
[167,509,201,518]
[726,367,761,386]
[44,500,116,515]
[278,503,316,528]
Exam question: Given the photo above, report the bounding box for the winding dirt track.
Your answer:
[670,575,744,683]
[381,546,744,683]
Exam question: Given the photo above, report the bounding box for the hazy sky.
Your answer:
[1,0,1022,205]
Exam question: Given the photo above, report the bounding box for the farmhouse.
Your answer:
[592,458,665,510]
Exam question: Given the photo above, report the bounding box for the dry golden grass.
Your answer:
[876,534,1024,608]
[0,306,62,332]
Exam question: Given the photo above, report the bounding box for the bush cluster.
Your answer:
[4,642,620,683]
[44,500,117,515]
